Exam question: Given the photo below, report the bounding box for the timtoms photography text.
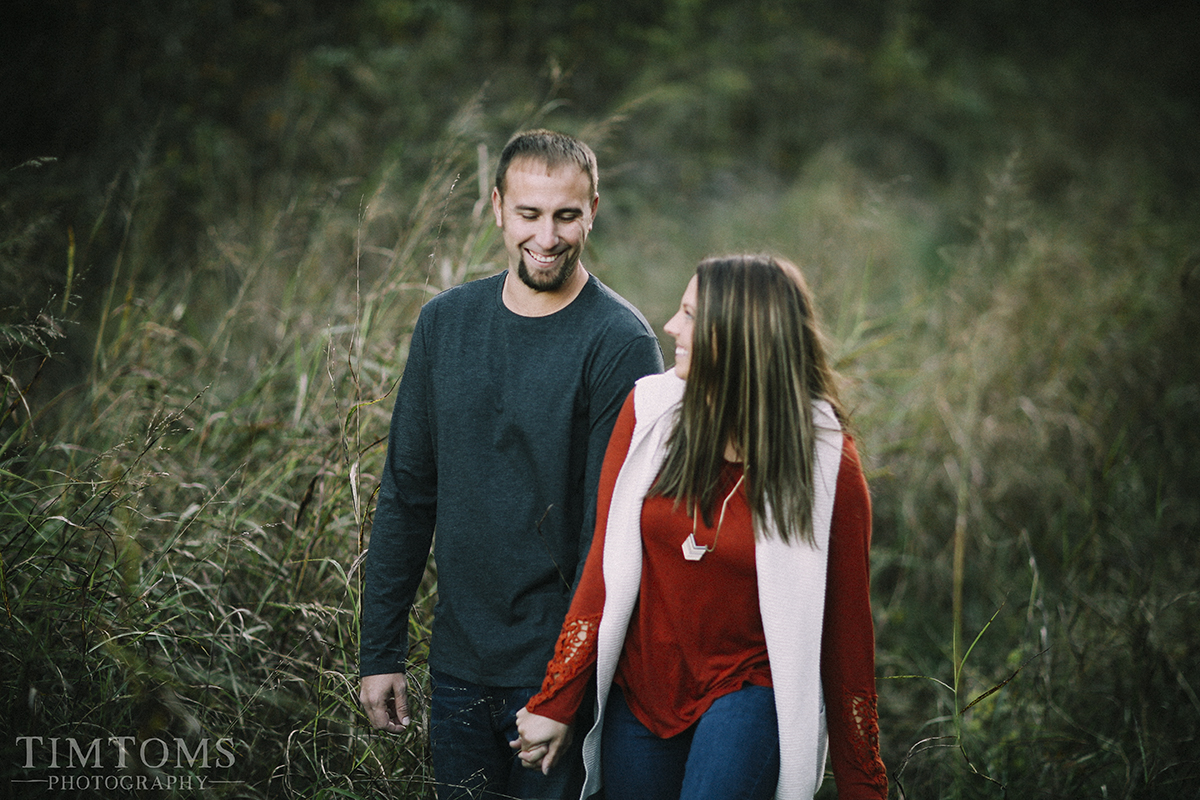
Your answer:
[14,736,239,792]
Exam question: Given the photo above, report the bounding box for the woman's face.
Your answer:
[663,275,698,380]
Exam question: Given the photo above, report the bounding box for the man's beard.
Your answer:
[517,252,578,293]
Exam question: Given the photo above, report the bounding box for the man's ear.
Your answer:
[588,192,599,230]
[492,187,504,227]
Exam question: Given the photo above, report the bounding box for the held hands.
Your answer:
[509,706,573,775]
[359,672,411,733]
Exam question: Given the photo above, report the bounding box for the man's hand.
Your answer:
[360,672,410,732]
[509,706,573,775]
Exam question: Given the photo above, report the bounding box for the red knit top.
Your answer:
[526,392,887,798]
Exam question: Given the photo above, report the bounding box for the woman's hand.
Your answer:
[509,706,573,775]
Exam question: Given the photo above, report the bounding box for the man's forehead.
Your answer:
[507,156,590,183]
[504,160,594,207]
[504,152,583,173]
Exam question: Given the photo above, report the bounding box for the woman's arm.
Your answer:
[511,389,638,769]
[821,435,888,799]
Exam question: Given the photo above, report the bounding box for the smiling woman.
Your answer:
[512,254,887,800]
[663,275,697,380]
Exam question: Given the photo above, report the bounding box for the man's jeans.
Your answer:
[430,669,586,800]
[600,684,780,800]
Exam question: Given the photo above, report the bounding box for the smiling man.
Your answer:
[496,150,595,298]
[359,130,663,800]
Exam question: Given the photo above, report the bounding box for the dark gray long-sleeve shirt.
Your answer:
[360,271,663,686]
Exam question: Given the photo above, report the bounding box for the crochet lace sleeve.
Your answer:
[833,689,888,797]
[525,612,602,724]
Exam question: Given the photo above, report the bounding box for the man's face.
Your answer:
[492,158,598,293]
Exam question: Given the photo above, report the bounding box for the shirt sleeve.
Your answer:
[526,389,638,723]
[576,336,663,589]
[821,434,889,798]
[359,311,439,677]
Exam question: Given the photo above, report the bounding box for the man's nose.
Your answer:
[534,217,559,248]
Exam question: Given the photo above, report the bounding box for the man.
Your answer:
[359,129,664,800]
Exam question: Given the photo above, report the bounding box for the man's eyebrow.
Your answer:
[514,203,584,214]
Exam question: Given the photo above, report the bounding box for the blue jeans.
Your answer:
[429,669,586,800]
[601,684,780,800]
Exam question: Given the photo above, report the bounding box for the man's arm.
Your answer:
[576,332,663,586]
[359,313,438,729]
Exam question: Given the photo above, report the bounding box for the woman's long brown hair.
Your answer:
[654,254,844,545]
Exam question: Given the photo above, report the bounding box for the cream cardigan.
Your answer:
[578,370,843,800]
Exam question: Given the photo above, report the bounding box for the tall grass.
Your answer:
[0,100,506,799]
[803,150,1200,798]
[599,141,1200,798]
[3,90,1198,800]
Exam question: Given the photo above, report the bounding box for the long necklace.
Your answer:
[681,472,745,561]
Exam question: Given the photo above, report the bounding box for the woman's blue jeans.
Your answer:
[429,668,586,800]
[601,684,780,800]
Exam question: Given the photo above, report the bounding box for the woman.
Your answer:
[510,255,887,800]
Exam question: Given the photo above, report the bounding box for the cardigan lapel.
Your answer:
[756,398,841,799]
[580,372,683,795]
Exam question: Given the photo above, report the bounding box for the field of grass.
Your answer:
[3,3,1198,798]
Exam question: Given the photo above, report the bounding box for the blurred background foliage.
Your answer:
[2,0,1199,797]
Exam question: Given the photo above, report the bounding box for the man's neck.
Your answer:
[501,265,590,317]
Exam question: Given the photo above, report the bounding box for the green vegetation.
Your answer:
[3,1,1198,797]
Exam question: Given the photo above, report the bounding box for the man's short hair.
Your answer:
[494,129,599,199]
